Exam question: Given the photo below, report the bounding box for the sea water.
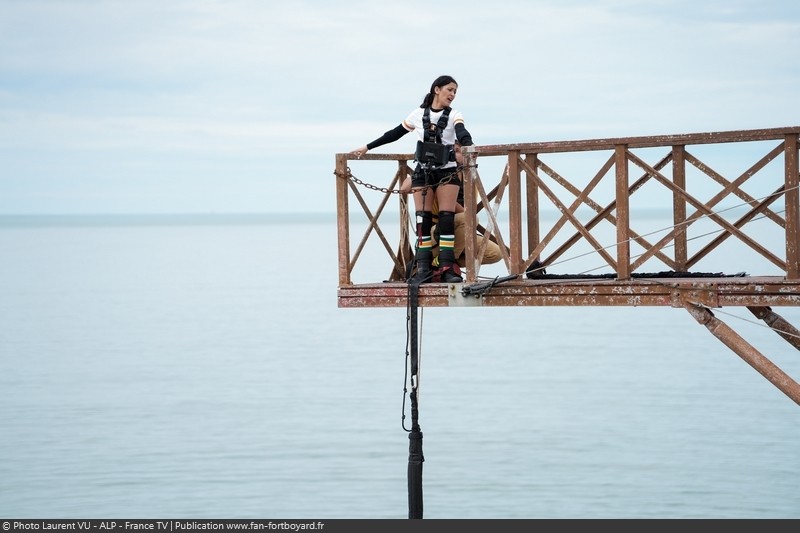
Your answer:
[0,214,798,519]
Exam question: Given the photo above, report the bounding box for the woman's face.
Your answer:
[433,82,458,108]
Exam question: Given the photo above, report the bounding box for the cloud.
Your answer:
[1,0,798,213]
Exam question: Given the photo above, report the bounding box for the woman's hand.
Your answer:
[351,145,368,159]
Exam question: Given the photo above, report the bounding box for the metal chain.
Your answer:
[334,165,476,194]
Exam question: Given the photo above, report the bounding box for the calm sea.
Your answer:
[1,214,798,519]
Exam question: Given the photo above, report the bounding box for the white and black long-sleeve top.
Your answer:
[366,106,473,168]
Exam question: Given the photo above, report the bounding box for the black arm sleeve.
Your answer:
[455,123,473,146]
[366,124,409,150]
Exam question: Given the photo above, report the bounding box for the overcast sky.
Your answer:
[1,0,798,215]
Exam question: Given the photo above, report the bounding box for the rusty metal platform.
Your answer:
[337,275,800,308]
[334,126,800,405]
[335,126,800,304]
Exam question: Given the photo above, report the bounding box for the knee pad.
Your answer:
[437,210,455,235]
[415,210,433,236]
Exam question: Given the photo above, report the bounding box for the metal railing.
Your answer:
[335,126,800,287]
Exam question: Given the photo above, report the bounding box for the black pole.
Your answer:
[407,409,424,519]
[407,280,424,519]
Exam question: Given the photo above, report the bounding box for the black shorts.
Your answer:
[411,165,462,189]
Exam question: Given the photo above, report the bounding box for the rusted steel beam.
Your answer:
[463,148,478,283]
[532,159,617,269]
[389,184,414,282]
[684,303,800,406]
[338,294,800,308]
[747,306,800,351]
[525,153,541,270]
[344,153,415,161]
[685,144,785,226]
[615,145,631,279]
[335,154,351,287]
[346,172,401,273]
[338,278,800,308]
[472,126,800,157]
[508,151,523,276]
[540,153,671,271]
[337,283,453,308]
[785,134,800,279]
[672,146,688,270]
[628,150,786,271]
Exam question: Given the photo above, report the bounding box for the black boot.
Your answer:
[409,250,434,284]
[438,249,463,283]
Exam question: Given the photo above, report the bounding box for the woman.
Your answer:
[351,75,474,283]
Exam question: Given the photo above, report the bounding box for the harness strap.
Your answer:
[422,106,451,143]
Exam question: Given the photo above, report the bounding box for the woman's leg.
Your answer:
[410,170,436,283]
[435,182,463,282]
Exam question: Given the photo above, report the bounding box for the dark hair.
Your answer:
[420,75,458,108]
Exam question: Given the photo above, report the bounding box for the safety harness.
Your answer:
[415,107,452,167]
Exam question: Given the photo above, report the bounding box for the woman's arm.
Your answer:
[455,123,473,147]
[351,124,409,158]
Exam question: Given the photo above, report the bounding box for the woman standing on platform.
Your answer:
[350,75,474,283]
